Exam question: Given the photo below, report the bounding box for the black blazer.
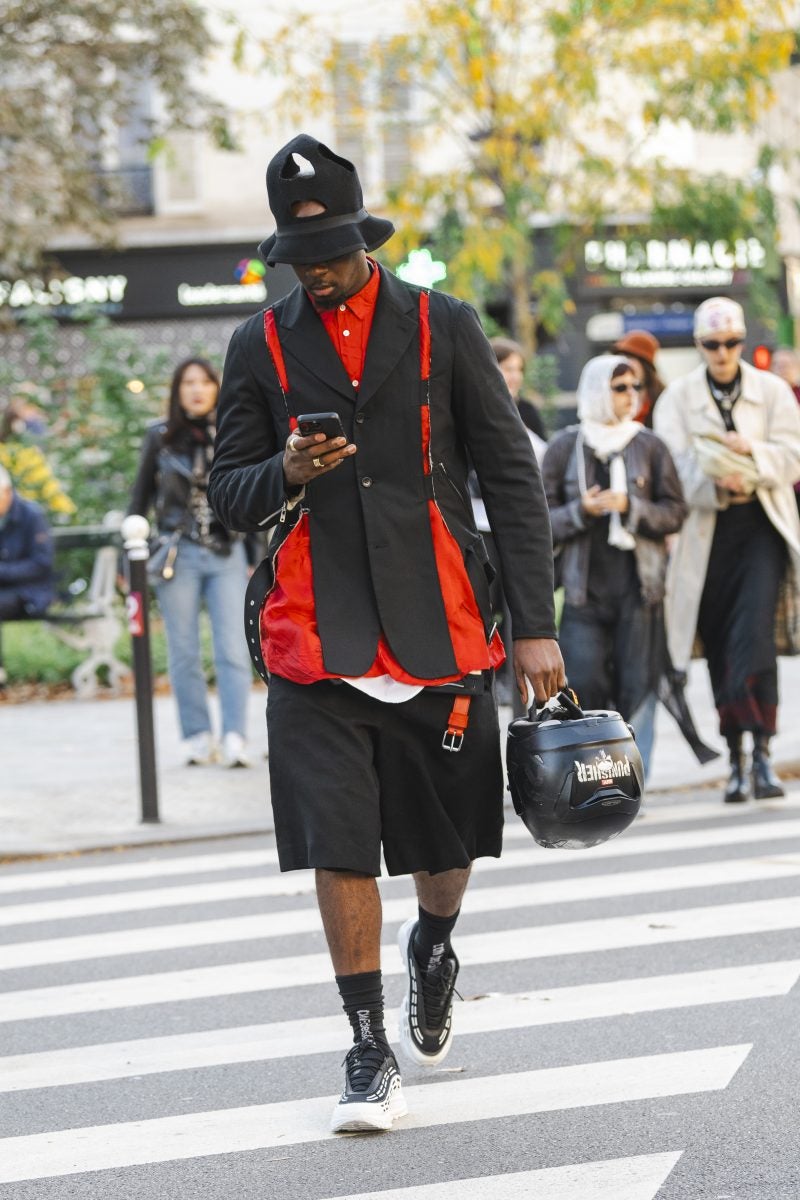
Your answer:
[209,267,556,678]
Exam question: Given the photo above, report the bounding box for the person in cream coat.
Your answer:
[654,297,800,804]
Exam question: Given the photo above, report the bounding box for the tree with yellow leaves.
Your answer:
[256,0,794,351]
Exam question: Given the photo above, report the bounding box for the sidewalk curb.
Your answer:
[4,760,800,866]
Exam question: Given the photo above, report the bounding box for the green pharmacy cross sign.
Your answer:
[396,249,447,288]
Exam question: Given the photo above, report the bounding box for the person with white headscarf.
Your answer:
[541,355,686,760]
[654,297,800,804]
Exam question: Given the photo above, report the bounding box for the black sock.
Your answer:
[413,905,459,973]
[335,970,390,1050]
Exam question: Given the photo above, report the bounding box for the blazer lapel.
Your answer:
[278,285,355,404]
[356,268,418,410]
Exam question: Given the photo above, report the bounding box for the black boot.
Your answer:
[751,733,785,799]
[724,734,749,804]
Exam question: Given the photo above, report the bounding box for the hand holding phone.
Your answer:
[296,412,346,441]
[284,411,355,486]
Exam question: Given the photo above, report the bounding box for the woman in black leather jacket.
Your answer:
[541,355,686,763]
[129,358,254,767]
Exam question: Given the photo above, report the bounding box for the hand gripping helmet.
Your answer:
[507,690,643,849]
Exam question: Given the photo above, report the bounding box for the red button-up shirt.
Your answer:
[314,260,380,389]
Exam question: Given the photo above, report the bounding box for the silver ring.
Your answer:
[312,456,324,469]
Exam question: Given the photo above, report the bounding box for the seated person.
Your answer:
[0,466,56,619]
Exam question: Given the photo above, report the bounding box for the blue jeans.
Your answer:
[630,690,657,781]
[154,539,252,740]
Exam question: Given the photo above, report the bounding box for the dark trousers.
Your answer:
[560,591,659,721]
[698,501,786,737]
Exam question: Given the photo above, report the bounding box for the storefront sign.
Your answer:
[583,237,766,290]
[0,275,128,310]
[0,245,294,321]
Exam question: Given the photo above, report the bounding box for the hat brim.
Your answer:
[259,215,395,266]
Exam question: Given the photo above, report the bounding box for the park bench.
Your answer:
[0,516,128,698]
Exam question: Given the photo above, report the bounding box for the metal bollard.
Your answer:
[121,515,160,824]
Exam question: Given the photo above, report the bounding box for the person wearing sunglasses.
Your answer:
[610,329,666,428]
[654,297,800,804]
[542,355,686,767]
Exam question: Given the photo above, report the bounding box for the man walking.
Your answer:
[209,134,564,1132]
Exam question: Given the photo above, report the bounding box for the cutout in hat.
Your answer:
[259,134,395,266]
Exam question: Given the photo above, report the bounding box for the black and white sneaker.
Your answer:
[397,917,459,1067]
[330,1039,407,1133]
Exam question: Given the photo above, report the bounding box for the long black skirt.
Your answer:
[697,500,787,737]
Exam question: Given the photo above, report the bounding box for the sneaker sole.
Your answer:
[330,1077,407,1133]
[396,918,454,1069]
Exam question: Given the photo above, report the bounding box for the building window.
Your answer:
[91,76,155,216]
[333,40,413,193]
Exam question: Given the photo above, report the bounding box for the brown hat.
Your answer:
[611,330,660,366]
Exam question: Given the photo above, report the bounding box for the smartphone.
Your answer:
[296,411,346,441]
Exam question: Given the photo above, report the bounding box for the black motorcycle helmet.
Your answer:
[507,690,643,849]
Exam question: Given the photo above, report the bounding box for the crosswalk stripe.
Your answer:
[1,896,797,1023]
[626,794,800,826]
[5,852,800,965]
[0,1046,747,1183]
[1,962,793,1093]
[1,798,798,897]
[492,815,800,869]
[319,1152,684,1200]
[0,848,282,895]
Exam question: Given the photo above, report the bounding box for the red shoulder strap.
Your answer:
[419,290,431,382]
[263,308,295,429]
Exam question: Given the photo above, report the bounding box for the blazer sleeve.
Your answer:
[208,322,299,533]
[450,302,556,641]
[653,380,720,510]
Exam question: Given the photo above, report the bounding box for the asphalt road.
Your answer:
[1,789,799,1198]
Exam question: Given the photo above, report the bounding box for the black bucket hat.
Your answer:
[258,134,395,266]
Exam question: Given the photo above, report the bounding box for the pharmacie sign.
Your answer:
[583,236,767,290]
[0,245,295,321]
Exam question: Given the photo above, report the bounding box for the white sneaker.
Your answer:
[182,731,215,766]
[222,732,251,768]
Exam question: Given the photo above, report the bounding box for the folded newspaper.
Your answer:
[692,434,760,493]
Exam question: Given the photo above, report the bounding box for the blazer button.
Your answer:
[355,414,365,425]
[361,476,373,488]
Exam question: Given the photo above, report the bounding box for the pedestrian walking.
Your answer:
[541,355,686,773]
[654,298,800,803]
[128,358,254,768]
[208,134,564,1133]
[609,330,668,771]
[610,330,665,428]
[489,336,548,450]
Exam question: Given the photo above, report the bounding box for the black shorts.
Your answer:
[266,675,504,876]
